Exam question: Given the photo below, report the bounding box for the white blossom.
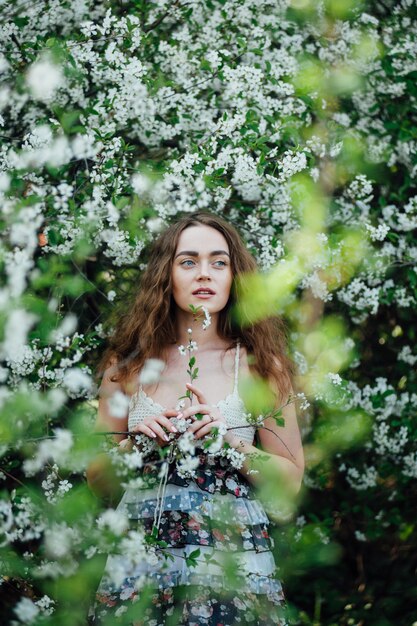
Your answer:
[62,367,93,396]
[201,306,211,330]
[327,373,343,386]
[345,465,378,491]
[44,523,78,558]
[14,597,39,623]
[97,509,129,535]
[35,596,55,616]
[131,173,152,195]
[107,390,130,418]
[107,290,116,302]
[23,431,73,476]
[365,222,390,242]
[1,309,38,361]
[49,314,78,343]
[398,346,417,365]
[403,452,417,479]
[138,358,165,385]
[26,57,63,102]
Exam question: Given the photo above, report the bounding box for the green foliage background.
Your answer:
[0,0,416,624]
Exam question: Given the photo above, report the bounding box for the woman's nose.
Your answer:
[197,262,211,279]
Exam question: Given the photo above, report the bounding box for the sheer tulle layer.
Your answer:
[93,583,288,626]
[138,451,253,499]
[135,509,274,552]
[100,546,280,594]
[123,483,270,525]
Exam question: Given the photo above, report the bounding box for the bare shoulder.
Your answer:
[96,356,129,438]
[99,356,126,395]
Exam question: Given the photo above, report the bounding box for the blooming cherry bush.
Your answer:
[0,0,416,624]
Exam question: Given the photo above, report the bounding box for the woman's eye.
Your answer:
[180,259,227,267]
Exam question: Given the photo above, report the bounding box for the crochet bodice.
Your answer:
[128,341,256,444]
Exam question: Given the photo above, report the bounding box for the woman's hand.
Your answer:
[180,383,228,441]
[129,409,182,447]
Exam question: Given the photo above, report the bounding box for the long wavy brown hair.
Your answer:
[98,211,294,402]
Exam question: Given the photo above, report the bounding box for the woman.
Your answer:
[87,211,304,625]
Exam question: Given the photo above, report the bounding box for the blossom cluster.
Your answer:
[0,0,416,623]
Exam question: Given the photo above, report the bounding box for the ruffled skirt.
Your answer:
[88,452,288,625]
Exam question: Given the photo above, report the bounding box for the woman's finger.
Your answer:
[132,423,157,439]
[164,409,184,418]
[143,420,171,442]
[187,414,213,434]
[118,438,133,451]
[194,422,224,440]
[155,415,178,433]
[186,382,207,404]
[180,404,211,420]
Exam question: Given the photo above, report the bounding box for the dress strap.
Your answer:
[233,341,240,393]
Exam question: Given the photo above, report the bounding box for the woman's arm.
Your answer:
[94,359,129,444]
[227,351,304,491]
[227,394,304,493]
[86,360,181,499]
[86,359,128,500]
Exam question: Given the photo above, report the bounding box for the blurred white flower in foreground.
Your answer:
[201,306,211,330]
[23,429,73,476]
[0,172,10,191]
[14,596,39,623]
[49,314,78,343]
[2,309,38,361]
[97,508,129,535]
[146,217,165,233]
[26,57,63,102]
[44,523,78,558]
[63,367,93,395]
[131,173,151,195]
[108,390,130,418]
[138,358,165,385]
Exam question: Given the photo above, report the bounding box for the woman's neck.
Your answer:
[174,310,225,350]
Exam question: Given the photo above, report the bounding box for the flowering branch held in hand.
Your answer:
[177,304,211,408]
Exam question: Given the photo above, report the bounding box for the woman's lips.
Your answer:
[192,292,215,299]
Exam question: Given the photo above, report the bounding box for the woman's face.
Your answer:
[171,224,233,315]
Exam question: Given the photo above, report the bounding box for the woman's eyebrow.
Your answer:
[174,250,230,259]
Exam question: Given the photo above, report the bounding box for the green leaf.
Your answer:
[188,548,201,559]
[200,59,212,71]
[14,16,30,27]
[185,548,201,567]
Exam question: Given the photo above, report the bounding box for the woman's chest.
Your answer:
[126,346,247,410]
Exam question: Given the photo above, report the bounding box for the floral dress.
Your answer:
[89,343,288,625]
